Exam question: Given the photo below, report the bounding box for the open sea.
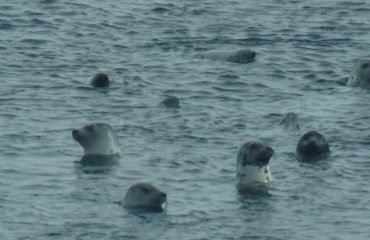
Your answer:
[1,0,370,239]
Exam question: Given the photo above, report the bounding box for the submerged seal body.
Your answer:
[123,183,167,210]
[159,96,180,108]
[235,141,273,192]
[296,130,329,161]
[279,112,300,131]
[90,72,110,88]
[202,49,256,64]
[347,59,370,89]
[72,123,120,157]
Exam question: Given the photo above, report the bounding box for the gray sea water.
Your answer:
[1,0,370,239]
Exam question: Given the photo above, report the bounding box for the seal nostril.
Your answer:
[161,192,167,199]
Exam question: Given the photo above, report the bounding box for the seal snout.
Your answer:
[72,129,80,141]
[160,192,167,199]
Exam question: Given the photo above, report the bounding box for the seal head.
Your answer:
[279,112,300,131]
[235,141,273,192]
[123,183,167,211]
[347,59,370,89]
[90,72,110,88]
[72,123,121,157]
[159,96,180,108]
[296,130,329,161]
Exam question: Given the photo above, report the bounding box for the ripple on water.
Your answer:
[1,0,370,239]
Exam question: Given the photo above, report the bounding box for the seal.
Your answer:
[347,59,370,89]
[72,123,121,157]
[235,141,273,193]
[159,96,180,108]
[90,72,110,88]
[202,49,256,64]
[123,183,167,211]
[296,130,329,161]
[279,112,300,131]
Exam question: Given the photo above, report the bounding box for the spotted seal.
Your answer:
[279,112,300,131]
[72,123,121,157]
[235,141,273,192]
[123,183,167,210]
[347,59,370,89]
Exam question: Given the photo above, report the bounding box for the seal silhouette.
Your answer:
[201,49,256,64]
[72,123,121,157]
[123,183,167,210]
[235,141,273,192]
[159,96,180,108]
[296,130,329,161]
[90,72,110,88]
[347,59,370,89]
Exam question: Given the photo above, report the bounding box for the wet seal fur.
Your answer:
[235,141,274,193]
[296,130,329,162]
[159,96,180,108]
[201,49,256,64]
[347,59,370,89]
[123,183,167,212]
[279,112,300,131]
[72,123,121,159]
[90,72,110,88]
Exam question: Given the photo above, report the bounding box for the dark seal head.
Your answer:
[123,183,167,211]
[296,130,330,161]
[228,49,256,63]
[159,96,180,108]
[90,72,110,88]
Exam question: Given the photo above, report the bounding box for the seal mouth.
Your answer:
[150,192,167,209]
[161,192,168,209]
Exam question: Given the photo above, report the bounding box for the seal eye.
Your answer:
[86,125,95,132]
[361,63,369,69]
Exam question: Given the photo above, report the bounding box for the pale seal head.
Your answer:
[296,130,329,161]
[123,183,167,211]
[347,59,370,89]
[235,141,273,193]
[90,72,110,88]
[159,96,180,108]
[279,112,300,131]
[72,123,121,157]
